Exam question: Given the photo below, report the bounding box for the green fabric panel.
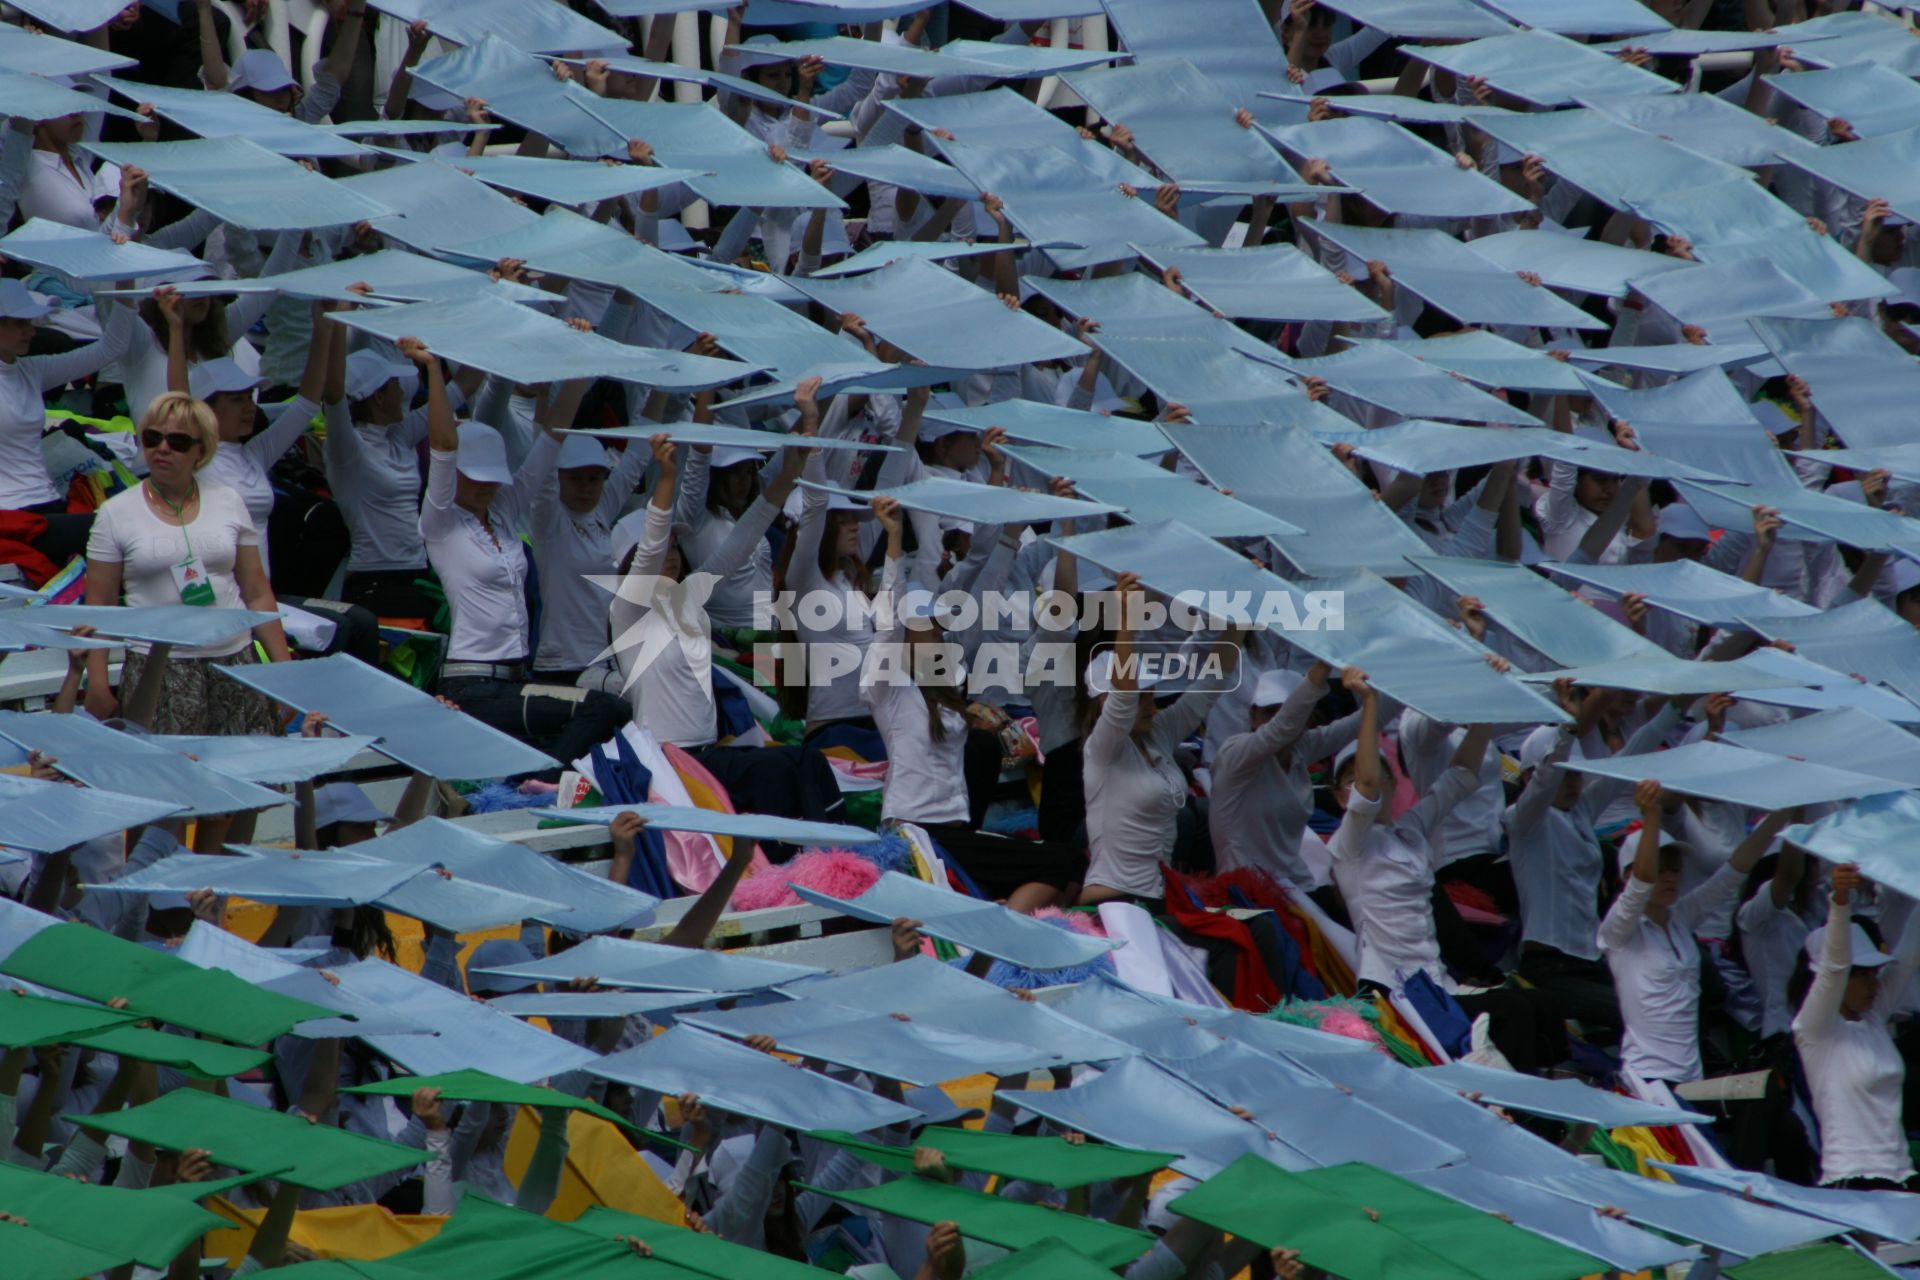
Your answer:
[1301,1163,1607,1280]
[0,1216,131,1280]
[573,1206,839,1280]
[72,1023,274,1078]
[0,990,136,1047]
[1729,1244,1889,1280]
[810,1128,1174,1189]
[795,1177,1155,1268]
[968,1239,1127,1279]
[76,1088,421,1191]
[0,1161,227,1268]
[376,1196,709,1280]
[344,1068,636,1131]
[0,923,335,1044]
[146,1168,275,1202]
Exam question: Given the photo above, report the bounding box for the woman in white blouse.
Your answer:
[401,337,627,775]
[1794,862,1920,1190]
[81,391,290,736]
[16,110,137,234]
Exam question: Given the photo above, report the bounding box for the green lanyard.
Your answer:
[149,480,215,607]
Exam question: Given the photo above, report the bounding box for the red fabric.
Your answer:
[0,511,56,587]
[1166,868,1330,986]
[1161,868,1283,1012]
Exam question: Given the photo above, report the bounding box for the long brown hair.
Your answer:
[138,296,230,363]
[912,636,969,743]
[817,509,873,595]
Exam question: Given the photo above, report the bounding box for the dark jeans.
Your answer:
[1516,947,1623,1037]
[20,499,93,566]
[437,674,629,776]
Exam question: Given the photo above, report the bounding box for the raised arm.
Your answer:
[1796,862,1861,1041]
[192,0,229,91]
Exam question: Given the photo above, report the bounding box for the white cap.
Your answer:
[0,279,53,320]
[709,446,764,471]
[731,33,789,71]
[1890,558,1920,600]
[1656,502,1711,542]
[345,349,412,402]
[1332,740,1359,779]
[410,81,463,115]
[556,435,611,471]
[187,357,264,402]
[1890,266,1920,310]
[826,492,875,514]
[312,782,390,831]
[612,507,687,571]
[466,939,538,994]
[1828,480,1866,505]
[230,48,298,94]
[1253,668,1303,708]
[454,421,511,484]
[1805,921,1894,969]
[921,418,980,444]
[1517,724,1580,772]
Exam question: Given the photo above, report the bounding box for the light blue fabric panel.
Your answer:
[787,259,1085,370]
[1520,651,1810,696]
[1316,0,1513,37]
[1134,242,1388,324]
[568,423,886,452]
[0,712,288,819]
[1422,1061,1707,1128]
[343,817,659,934]
[1408,554,1656,668]
[685,999,1062,1081]
[1089,336,1350,426]
[1562,740,1902,809]
[1564,343,1771,375]
[338,161,541,254]
[1023,272,1278,363]
[19,603,276,648]
[1260,90,1506,125]
[7,0,132,31]
[475,932,824,994]
[485,989,745,1019]
[436,154,702,206]
[443,204,714,284]
[1350,332,1587,394]
[1541,560,1819,628]
[1761,64,1920,140]
[92,77,370,158]
[889,88,1157,192]
[1002,1057,1308,1177]
[373,867,567,934]
[1325,423,1568,474]
[1602,28,1809,54]
[323,119,505,139]
[1782,793,1920,903]
[1467,108,1750,211]
[1531,1165,1837,1257]
[791,872,1122,972]
[1788,443,1920,487]
[335,293,756,391]
[0,71,142,123]
[1405,30,1677,107]
[0,219,205,284]
[747,0,934,20]
[1631,257,1827,343]
[1464,229,1694,300]
[412,36,626,160]
[1475,0,1671,35]
[1067,476,1305,538]
[1743,599,1920,708]
[954,0,1101,18]
[599,285,865,379]
[85,849,429,908]
[334,956,600,1083]
[550,803,882,846]
[1412,1169,1698,1274]
[1306,221,1606,329]
[1770,10,1920,75]
[1046,520,1325,634]
[932,137,1202,271]
[1316,570,1572,724]
[568,52,834,120]
[1580,91,1817,168]
[727,35,1070,79]
[1156,1037,1468,1172]
[926,400,1172,456]
[938,38,1126,77]
[145,732,381,785]
[804,477,1119,524]
[782,955,1136,1063]
[0,27,135,77]
[1729,647,1920,725]
[572,90,848,210]
[1675,480,1920,557]
[0,774,181,856]
[1274,343,1543,424]
[1652,1163,1920,1244]
[1749,314,1920,452]
[997,446,1184,483]
[811,237,1057,280]
[1260,117,1530,218]
[716,361,965,412]
[169,921,422,1039]
[590,1025,923,1131]
[213,652,557,780]
[151,247,516,305]
[1579,365,1765,430]
[1061,61,1308,189]
[1723,707,1920,788]
[788,144,976,200]
[1162,423,1434,577]
[1099,0,1297,125]
[369,0,624,55]
[83,137,393,231]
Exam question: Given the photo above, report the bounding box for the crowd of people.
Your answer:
[3,0,1920,1276]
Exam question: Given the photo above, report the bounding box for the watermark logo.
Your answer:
[585,572,717,703]
[1091,640,1244,694]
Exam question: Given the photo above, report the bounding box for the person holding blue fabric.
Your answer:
[402,336,628,777]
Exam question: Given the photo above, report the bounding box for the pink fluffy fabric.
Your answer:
[730,849,883,911]
[1314,1008,1387,1049]
[1029,906,1109,937]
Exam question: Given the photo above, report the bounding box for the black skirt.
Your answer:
[918,822,1086,901]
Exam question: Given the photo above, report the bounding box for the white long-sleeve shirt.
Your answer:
[1330,764,1479,991]
[863,560,969,827]
[1795,895,1920,1186]
[1084,684,1220,898]
[530,433,648,672]
[673,447,775,631]
[323,399,432,573]
[1599,863,1746,1084]
[1208,675,1358,887]
[201,396,318,576]
[0,304,134,510]
[1396,708,1504,870]
[419,447,538,664]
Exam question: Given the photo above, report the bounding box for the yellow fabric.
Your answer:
[670,761,737,860]
[505,1106,686,1226]
[1607,1126,1681,1181]
[204,1200,442,1265]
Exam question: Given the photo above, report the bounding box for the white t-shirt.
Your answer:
[85,479,259,658]
[419,449,533,664]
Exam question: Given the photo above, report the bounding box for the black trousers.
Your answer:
[18,499,93,566]
[437,674,629,777]
[1515,947,1623,1037]
[341,567,440,622]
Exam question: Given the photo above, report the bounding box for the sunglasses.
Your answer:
[141,429,200,453]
